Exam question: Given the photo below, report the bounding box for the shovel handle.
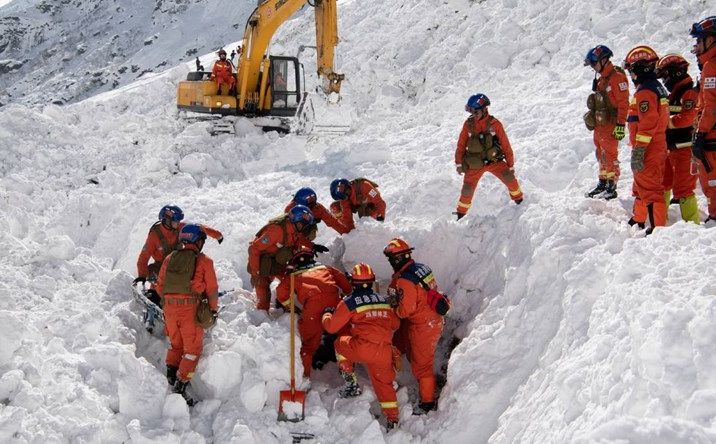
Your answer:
[289,274,296,391]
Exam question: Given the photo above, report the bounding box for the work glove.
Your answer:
[376,215,385,222]
[456,165,464,175]
[630,146,646,172]
[217,236,224,244]
[612,124,626,141]
[133,276,146,285]
[322,306,336,315]
[313,243,329,254]
[692,132,712,173]
[386,287,403,308]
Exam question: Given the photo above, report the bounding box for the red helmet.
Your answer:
[351,263,375,282]
[655,53,689,79]
[383,238,413,257]
[290,245,315,268]
[623,45,659,71]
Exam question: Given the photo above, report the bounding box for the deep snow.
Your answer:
[1,0,715,443]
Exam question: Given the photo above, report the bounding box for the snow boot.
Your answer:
[602,180,617,200]
[514,198,523,205]
[453,211,465,221]
[338,371,362,398]
[166,365,178,386]
[628,218,645,229]
[585,179,607,198]
[413,401,437,416]
[386,420,399,431]
[173,380,195,406]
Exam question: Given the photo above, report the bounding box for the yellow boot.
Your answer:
[679,195,700,224]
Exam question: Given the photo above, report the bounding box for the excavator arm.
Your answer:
[237,0,343,111]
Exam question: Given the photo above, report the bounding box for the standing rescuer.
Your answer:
[689,16,716,223]
[623,45,670,234]
[211,49,235,95]
[156,224,219,406]
[384,238,448,415]
[454,93,523,220]
[322,263,401,430]
[655,53,701,224]
[583,45,630,200]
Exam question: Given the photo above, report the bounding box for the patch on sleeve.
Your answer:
[639,101,649,113]
[704,77,716,89]
[260,235,271,244]
[368,189,378,198]
[683,100,695,110]
[619,82,628,91]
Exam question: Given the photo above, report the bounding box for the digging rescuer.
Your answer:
[384,238,449,415]
[156,224,219,406]
[322,263,401,430]
[328,177,386,232]
[583,45,630,200]
[134,204,223,306]
[276,245,352,377]
[285,187,349,236]
[247,205,316,311]
[454,93,523,220]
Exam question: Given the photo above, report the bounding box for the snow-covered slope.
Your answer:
[0,0,253,106]
[1,0,715,442]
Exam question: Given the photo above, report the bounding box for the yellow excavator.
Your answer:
[176,0,349,135]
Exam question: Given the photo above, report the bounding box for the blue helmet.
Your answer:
[293,187,317,207]
[330,178,351,200]
[465,94,490,113]
[583,45,613,66]
[179,224,206,244]
[690,16,716,39]
[288,204,314,226]
[159,205,184,222]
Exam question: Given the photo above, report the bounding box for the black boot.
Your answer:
[514,198,523,205]
[413,401,437,415]
[628,218,646,229]
[386,419,399,431]
[173,380,195,406]
[602,180,618,200]
[585,179,607,198]
[338,371,362,398]
[453,211,465,221]
[166,365,178,386]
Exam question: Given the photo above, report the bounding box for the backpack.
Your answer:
[400,262,450,316]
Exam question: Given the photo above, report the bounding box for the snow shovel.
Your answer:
[278,274,306,422]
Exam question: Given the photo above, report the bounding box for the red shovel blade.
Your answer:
[278,389,306,422]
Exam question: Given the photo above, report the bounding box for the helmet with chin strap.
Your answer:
[159,205,184,222]
[583,45,613,67]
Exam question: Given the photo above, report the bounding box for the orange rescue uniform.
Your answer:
[627,78,670,227]
[332,179,386,232]
[389,260,444,404]
[455,113,523,214]
[663,76,699,205]
[592,62,630,181]
[322,289,400,422]
[156,245,219,382]
[695,45,716,218]
[284,200,349,235]
[276,265,352,376]
[247,218,312,310]
[211,59,235,95]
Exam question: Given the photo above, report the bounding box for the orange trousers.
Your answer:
[255,275,283,311]
[456,161,522,214]
[394,319,443,403]
[697,151,716,218]
[298,303,337,377]
[165,303,204,382]
[335,336,398,422]
[594,125,620,181]
[631,145,667,227]
[215,75,235,95]
[663,148,697,200]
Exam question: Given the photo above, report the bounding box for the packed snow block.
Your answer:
[0,312,24,367]
[239,372,267,413]
[162,394,191,432]
[117,353,165,420]
[229,424,255,444]
[0,370,24,403]
[355,420,386,444]
[104,272,133,303]
[46,235,77,261]
[196,350,242,401]
[0,406,26,442]
[179,152,213,175]
[685,390,716,422]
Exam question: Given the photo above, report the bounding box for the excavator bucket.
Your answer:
[294,92,352,136]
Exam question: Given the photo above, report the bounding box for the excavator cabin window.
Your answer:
[270,56,300,115]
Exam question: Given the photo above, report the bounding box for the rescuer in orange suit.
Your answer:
[134,205,223,305]
[454,93,523,219]
[690,17,716,223]
[247,205,315,311]
[383,238,444,415]
[583,45,630,200]
[211,49,235,95]
[655,53,701,224]
[285,187,349,235]
[156,224,219,406]
[329,178,386,232]
[322,263,401,430]
[276,245,352,377]
[623,46,670,235]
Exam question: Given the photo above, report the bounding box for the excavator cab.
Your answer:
[268,56,301,117]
